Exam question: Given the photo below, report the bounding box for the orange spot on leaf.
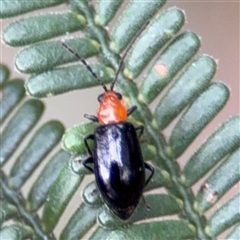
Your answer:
[154,64,168,76]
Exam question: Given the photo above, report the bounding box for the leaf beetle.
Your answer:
[62,21,154,220]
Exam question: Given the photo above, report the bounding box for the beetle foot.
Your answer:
[142,196,151,211]
[91,188,98,195]
[146,204,151,211]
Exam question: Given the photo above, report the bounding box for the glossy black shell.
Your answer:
[93,122,145,220]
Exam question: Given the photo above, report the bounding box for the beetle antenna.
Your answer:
[110,20,150,91]
[61,42,108,92]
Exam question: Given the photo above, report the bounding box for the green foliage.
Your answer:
[1,1,239,240]
[3,12,85,46]
[0,65,67,239]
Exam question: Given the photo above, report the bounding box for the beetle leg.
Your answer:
[142,195,151,211]
[83,134,95,172]
[144,163,154,187]
[135,125,144,138]
[83,157,94,173]
[127,106,137,116]
[84,114,99,122]
[84,134,94,156]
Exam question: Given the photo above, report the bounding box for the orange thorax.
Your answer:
[97,92,127,124]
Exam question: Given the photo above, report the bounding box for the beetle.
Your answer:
[62,21,154,220]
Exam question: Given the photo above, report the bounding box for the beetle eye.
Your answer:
[115,92,122,100]
[98,94,104,102]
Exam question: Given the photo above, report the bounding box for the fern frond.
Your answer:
[1,1,239,239]
[0,64,68,239]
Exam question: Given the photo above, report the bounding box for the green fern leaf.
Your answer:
[0,64,67,240]
[0,0,67,18]
[0,223,34,240]
[0,202,18,226]
[1,1,239,239]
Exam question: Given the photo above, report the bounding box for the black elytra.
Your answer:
[83,123,154,220]
[62,20,154,220]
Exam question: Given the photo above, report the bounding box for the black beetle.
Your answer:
[62,21,154,220]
